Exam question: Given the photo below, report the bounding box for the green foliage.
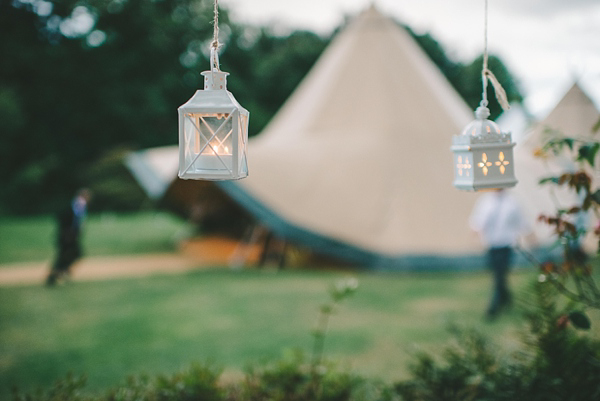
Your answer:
[11,374,89,401]
[12,364,223,401]
[1,0,523,215]
[395,283,600,401]
[2,268,533,398]
[533,131,600,311]
[0,0,327,214]
[520,284,600,401]
[12,356,391,401]
[11,282,600,401]
[235,351,368,401]
[455,55,523,119]
[104,363,224,401]
[395,327,521,401]
[406,24,523,119]
[569,310,591,330]
[577,143,600,167]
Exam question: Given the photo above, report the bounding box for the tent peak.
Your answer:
[355,1,388,21]
[550,81,599,117]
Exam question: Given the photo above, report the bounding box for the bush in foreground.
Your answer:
[13,283,600,401]
[395,283,600,401]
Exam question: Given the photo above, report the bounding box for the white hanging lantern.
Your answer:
[178,1,248,181]
[451,0,516,191]
[451,105,516,191]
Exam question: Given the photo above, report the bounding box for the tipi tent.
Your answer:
[218,6,484,268]
[528,82,600,143]
[126,145,179,201]
[512,82,600,248]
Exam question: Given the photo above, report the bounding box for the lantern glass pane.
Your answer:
[183,112,234,174]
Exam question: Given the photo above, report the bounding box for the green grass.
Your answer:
[0,212,191,265]
[3,268,595,398]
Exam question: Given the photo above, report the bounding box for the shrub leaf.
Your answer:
[568,310,591,330]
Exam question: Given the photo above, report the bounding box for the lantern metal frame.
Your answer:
[451,106,517,191]
[178,49,249,181]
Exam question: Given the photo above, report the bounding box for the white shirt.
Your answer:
[469,191,531,248]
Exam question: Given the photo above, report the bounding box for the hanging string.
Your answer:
[480,0,510,111]
[481,0,488,107]
[210,0,221,71]
[211,0,219,49]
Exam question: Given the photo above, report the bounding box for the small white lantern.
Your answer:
[178,49,249,180]
[451,105,517,191]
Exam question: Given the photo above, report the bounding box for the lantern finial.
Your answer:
[475,105,490,120]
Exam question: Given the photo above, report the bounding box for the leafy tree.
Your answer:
[526,130,600,317]
[407,26,523,119]
[0,0,327,213]
[1,0,218,212]
[456,54,523,119]
[0,1,520,214]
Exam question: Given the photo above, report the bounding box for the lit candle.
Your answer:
[194,144,232,172]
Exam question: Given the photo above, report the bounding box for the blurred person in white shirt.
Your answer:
[470,189,533,320]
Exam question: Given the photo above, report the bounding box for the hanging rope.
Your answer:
[210,0,221,71]
[211,0,219,49]
[481,0,510,111]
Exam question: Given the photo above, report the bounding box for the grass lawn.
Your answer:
[0,212,191,265]
[3,267,598,398]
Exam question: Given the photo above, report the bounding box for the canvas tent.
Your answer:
[126,145,179,201]
[527,82,600,144]
[214,5,488,268]
[129,6,581,269]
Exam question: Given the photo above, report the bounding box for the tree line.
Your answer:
[0,0,522,214]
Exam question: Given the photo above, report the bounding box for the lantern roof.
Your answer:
[461,106,502,137]
[178,87,248,115]
[455,105,512,148]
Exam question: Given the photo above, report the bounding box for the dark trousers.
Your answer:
[487,246,513,316]
[46,239,81,286]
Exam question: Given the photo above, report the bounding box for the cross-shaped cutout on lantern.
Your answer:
[478,153,492,176]
[495,151,509,174]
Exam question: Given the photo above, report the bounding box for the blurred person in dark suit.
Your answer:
[46,189,92,286]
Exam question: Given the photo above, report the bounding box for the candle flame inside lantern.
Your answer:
[457,156,472,176]
[478,153,492,176]
[495,151,509,174]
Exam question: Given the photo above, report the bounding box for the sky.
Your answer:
[221,0,600,120]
